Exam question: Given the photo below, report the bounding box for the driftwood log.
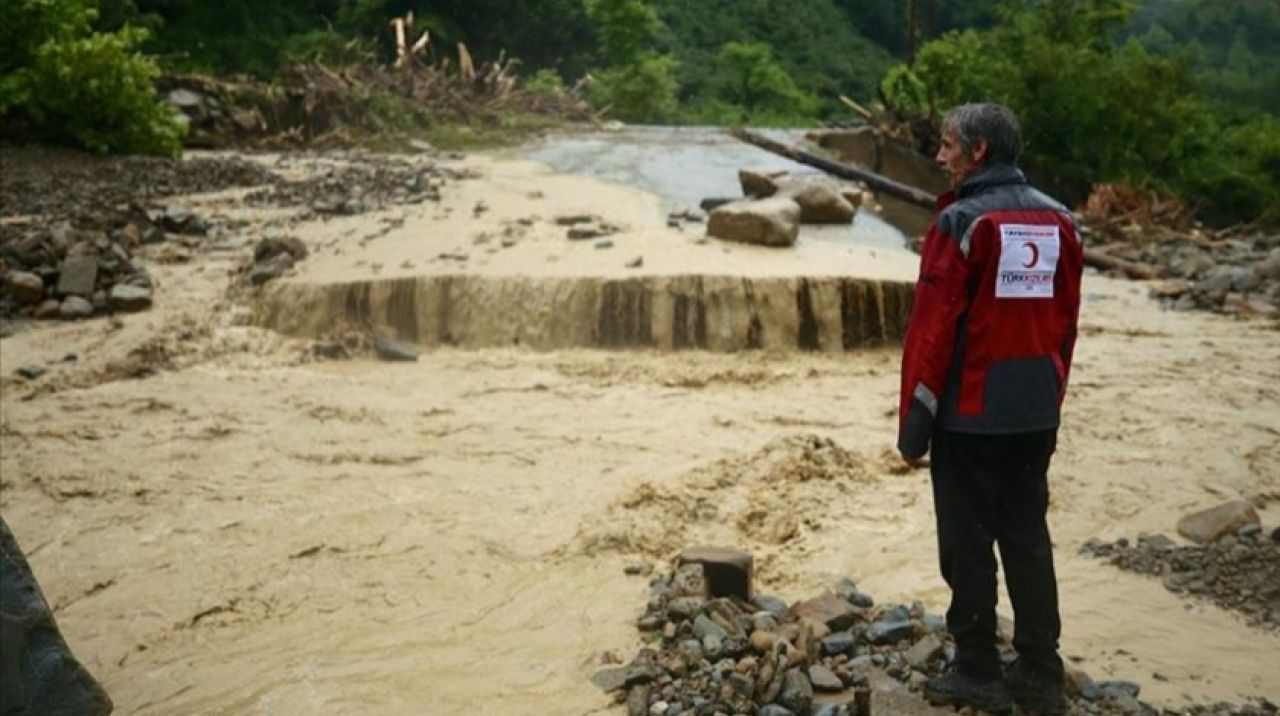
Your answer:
[730,128,937,209]
[733,128,1164,280]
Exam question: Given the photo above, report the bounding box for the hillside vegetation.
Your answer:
[2,0,1276,225]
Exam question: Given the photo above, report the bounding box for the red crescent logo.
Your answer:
[1022,241,1039,268]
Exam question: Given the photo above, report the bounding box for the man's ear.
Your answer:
[970,137,989,166]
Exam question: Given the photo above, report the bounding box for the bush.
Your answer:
[882,0,1276,225]
[1,0,183,157]
[526,68,567,96]
[586,53,679,123]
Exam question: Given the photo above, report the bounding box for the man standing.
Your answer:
[898,103,1083,714]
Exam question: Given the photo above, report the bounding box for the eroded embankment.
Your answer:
[254,274,914,351]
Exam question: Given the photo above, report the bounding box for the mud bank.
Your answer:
[255,273,913,351]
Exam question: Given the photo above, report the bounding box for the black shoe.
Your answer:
[924,670,1013,713]
[1005,659,1068,715]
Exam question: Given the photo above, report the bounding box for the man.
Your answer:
[898,103,1083,714]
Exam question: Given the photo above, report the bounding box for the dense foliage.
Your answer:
[5,0,1276,224]
[2,0,183,156]
[882,0,1278,225]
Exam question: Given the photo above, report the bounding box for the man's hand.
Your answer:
[901,453,930,470]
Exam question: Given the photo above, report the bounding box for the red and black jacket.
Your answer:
[898,163,1083,458]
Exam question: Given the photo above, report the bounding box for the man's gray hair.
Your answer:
[942,103,1022,165]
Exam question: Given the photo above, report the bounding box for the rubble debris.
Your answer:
[156,50,595,150]
[1079,184,1280,318]
[600,560,1279,715]
[1081,530,1280,631]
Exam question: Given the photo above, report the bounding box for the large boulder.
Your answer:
[1176,500,1261,543]
[778,179,857,224]
[707,198,800,247]
[738,168,789,198]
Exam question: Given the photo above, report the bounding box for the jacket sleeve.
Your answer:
[1057,218,1085,400]
[898,218,974,458]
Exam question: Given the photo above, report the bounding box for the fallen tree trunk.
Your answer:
[735,129,1164,281]
[731,128,937,210]
[1083,248,1163,280]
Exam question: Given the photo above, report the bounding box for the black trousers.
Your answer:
[930,428,1063,680]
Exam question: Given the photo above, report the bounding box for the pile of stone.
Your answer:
[1081,500,1279,631]
[243,157,461,217]
[0,146,278,327]
[600,547,1277,716]
[1079,184,1279,319]
[704,171,866,248]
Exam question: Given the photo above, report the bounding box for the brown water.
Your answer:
[1,147,1278,715]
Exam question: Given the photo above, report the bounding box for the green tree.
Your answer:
[716,41,817,117]
[882,0,1278,224]
[582,0,678,122]
[2,0,183,156]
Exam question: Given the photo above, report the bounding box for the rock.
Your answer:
[812,690,857,713]
[738,168,788,198]
[777,180,856,224]
[871,687,953,715]
[593,240,614,249]
[15,365,45,380]
[624,561,652,576]
[626,684,651,716]
[1177,500,1261,544]
[162,204,195,232]
[247,253,294,286]
[839,187,865,210]
[568,224,609,240]
[555,213,595,226]
[667,597,704,621]
[56,255,98,297]
[58,296,94,320]
[904,634,943,670]
[820,631,856,657]
[809,664,844,692]
[753,594,788,618]
[166,88,205,110]
[791,593,859,632]
[5,271,45,305]
[1255,248,1280,281]
[758,706,796,716]
[749,630,777,653]
[692,614,728,643]
[109,283,152,313]
[1081,680,1141,702]
[33,299,61,320]
[1065,666,1094,698]
[863,616,914,645]
[778,668,813,714]
[678,546,753,601]
[625,256,643,268]
[372,336,419,362]
[592,666,629,692]
[706,198,800,247]
[312,342,349,360]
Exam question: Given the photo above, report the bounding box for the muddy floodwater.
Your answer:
[1,134,1278,715]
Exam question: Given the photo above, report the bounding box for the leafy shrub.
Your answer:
[526,68,567,96]
[586,53,679,123]
[881,0,1277,225]
[1,0,183,157]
